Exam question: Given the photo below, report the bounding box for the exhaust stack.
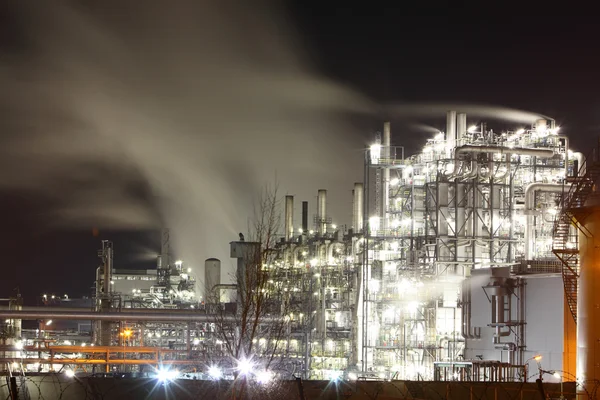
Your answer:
[285,195,294,241]
[317,190,327,235]
[353,183,364,232]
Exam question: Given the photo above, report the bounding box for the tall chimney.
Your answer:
[302,201,308,233]
[285,195,294,241]
[353,183,364,232]
[382,123,391,231]
[457,113,467,147]
[446,111,457,156]
[317,190,327,235]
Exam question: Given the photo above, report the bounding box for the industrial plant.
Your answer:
[2,112,597,395]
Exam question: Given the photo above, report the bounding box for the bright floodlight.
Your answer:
[65,370,75,378]
[237,358,253,375]
[534,355,542,362]
[46,320,52,326]
[553,371,561,379]
[192,338,200,345]
[208,366,222,380]
[328,370,342,381]
[157,368,178,382]
[390,178,400,186]
[467,125,477,133]
[516,128,525,135]
[348,372,358,381]
[256,370,273,384]
[15,341,23,350]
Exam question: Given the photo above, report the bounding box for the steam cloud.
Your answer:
[0,2,369,282]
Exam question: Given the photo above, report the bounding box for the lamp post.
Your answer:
[523,355,542,382]
[553,372,564,400]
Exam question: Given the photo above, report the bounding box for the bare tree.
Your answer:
[206,183,292,395]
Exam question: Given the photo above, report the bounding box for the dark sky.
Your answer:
[1,4,598,303]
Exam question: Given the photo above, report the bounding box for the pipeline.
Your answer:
[0,309,282,323]
[461,279,481,339]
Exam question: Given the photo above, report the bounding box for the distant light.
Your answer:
[237,358,253,375]
[467,125,477,133]
[207,366,222,380]
[46,320,52,326]
[15,341,23,350]
[434,132,444,141]
[64,294,68,299]
[332,224,337,230]
[348,372,358,381]
[256,370,273,384]
[516,129,525,135]
[51,295,55,299]
[534,355,542,362]
[187,267,192,273]
[175,260,183,266]
[298,228,303,234]
[192,338,200,345]
[309,230,314,235]
[551,127,560,135]
[65,370,75,378]
[390,178,400,186]
[81,343,86,347]
[553,371,561,379]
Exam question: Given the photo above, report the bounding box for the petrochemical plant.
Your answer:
[2,111,598,391]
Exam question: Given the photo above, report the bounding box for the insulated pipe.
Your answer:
[353,183,364,232]
[524,183,571,259]
[317,190,327,235]
[285,195,294,241]
[455,145,554,159]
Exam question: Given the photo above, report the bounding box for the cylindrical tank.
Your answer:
[353,182,364,232]
[285,195,294,241]
[317,190,327,235]
[205,258,221,301]
[577,205,600,384]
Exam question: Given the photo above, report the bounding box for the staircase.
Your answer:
[553,146,600,323]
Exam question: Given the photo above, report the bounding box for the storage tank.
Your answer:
[204,258,221,301]
[578,204,600,384]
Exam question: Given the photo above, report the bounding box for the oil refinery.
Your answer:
[1,111,597,394]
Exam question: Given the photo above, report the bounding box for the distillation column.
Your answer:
[318,190,327,235]
[383,122,391,232]
[285,195,294,241]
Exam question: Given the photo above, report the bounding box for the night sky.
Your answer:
[1,4,598,303]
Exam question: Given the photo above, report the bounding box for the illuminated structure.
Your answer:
[0,113,586,383]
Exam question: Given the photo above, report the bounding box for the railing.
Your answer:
[552,140,600,323]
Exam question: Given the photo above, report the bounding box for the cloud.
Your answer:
[0,1,370,285]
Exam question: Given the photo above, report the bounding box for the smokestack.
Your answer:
[302,201,308,233]
[382,123,391,230]
[317,190,327,235]
[285,195,294,241]
[353,182,364,232]
[457,113,467,147]
[446,111,457,155]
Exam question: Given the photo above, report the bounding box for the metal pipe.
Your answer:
[353,182,364,232]
[524,183,571,259]
[285,195,294,241]
[317,190,327,235]
[455,145,554,159]
[0,310,284,323]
